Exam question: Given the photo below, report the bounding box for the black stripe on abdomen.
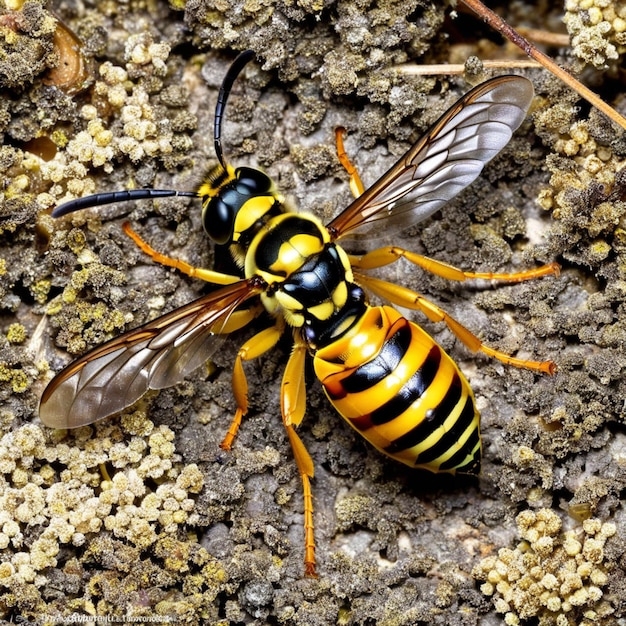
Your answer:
[339,323,412,395]
[368,345,441,426]
[438,420,481,474]
[411,391,476,465]
[384,371,465,455]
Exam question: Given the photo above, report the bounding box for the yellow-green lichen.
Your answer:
[66,228,86,255]
[30,25,194,211]
[30,278,51,304]
[536,117,622,211]
[533,99,626,272]
[65,120,114,169]
[5,323,26,344]
[474,509,617,625]
[564,0,626,68]
[0,416,212,618]
[0,363,29,393]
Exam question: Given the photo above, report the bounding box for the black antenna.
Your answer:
[51,50,257,219]
[214,49,256,171]
[51,189,197,218]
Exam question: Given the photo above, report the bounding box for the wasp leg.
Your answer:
[350,246,560,283]
[355,272,557,375]
[122,222,242,285]
[220,321,285,451]
[281,335,317,577]
[335,127,365,198]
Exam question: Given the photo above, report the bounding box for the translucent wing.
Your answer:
[39,278,263,429]
[327,76,534,239]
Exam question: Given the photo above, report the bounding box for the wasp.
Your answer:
[39,50,559,577]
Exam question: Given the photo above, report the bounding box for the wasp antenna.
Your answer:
[214,49,256,171]
[51,189,198,218]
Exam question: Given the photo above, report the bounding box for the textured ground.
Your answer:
[1,1,625,624]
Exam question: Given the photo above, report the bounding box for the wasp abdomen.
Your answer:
[313,305,481,475]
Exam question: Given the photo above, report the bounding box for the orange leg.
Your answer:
[219,322,284,451]
[335,127,364,198]
[334,129,560,284]
[355,272,557,375]
[281,334,317,577]
[334,138,560,284]
[122,221,241,285]
[350,245,560,284]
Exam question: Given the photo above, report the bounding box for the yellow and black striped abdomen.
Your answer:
[313,305,481,475]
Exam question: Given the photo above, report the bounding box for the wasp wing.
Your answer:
[327,76,534,239]
[39,279,263,429]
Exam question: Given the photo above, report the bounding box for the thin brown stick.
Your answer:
[459,0,626,131]
[396,60,543,75]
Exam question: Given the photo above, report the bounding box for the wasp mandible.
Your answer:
[39,50,559,577]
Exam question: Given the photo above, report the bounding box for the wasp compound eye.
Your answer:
[203,193,237,244]
[236,167,272,194]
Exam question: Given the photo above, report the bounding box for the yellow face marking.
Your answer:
[233,196,276,239]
